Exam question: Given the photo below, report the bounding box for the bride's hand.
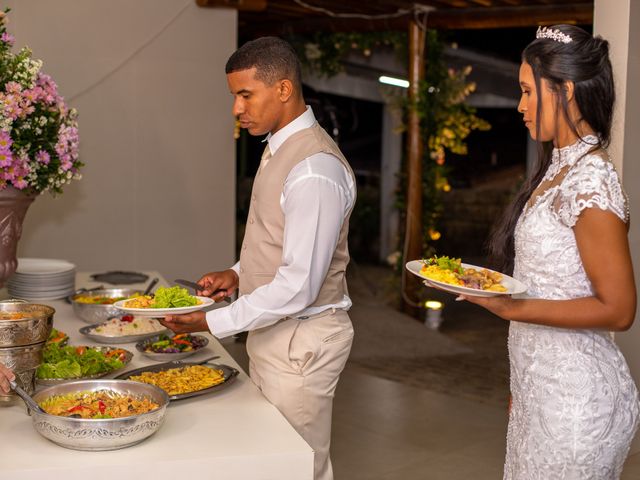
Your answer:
[456,294,516,320]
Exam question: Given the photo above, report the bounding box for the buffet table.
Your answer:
[0,272,313,480]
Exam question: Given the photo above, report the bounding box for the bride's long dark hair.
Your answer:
[488,25,615,274]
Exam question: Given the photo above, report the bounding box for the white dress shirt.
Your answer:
[207,106,356,338]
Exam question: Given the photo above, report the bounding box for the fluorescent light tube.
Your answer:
[378,75,410,88]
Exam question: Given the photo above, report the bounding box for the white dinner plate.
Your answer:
[113,296,214,317]
[15,258,76,275]
[7,289,77,301]
[405,260,527,297]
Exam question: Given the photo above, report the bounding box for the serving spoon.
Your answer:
[9,380,46,414]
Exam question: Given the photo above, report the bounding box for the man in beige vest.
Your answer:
[162,37,356,480]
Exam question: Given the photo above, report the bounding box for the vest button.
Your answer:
[249,218,254,224]
[252,195,256,201]
[243,244,248,250]
[239,268,244,273]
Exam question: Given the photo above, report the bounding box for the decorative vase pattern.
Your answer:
[0,187,35,288]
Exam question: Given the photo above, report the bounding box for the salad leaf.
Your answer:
[36,343,124,379]
[152,286,199,308]
[36,359,82,379]
[425,256,464,274]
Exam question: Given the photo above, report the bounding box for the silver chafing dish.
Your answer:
[0,300,54,402]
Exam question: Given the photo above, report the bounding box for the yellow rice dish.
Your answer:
[129,365,225,396]
[420,264,464,286]
[420,256,507,292]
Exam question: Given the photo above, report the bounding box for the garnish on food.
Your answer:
[142,333,207,354]
[420,256,507,292]
[123,286,201,309]
[47,328,68,345]
[40,390,159,419]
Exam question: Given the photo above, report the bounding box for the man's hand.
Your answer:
[196,269,239,302]
[160,311,209,334]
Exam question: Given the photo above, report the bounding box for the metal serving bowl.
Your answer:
[69,289,141,324]
[30,379,169,451]
[0,302,54,347]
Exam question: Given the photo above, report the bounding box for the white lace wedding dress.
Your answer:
[505,136,640,479]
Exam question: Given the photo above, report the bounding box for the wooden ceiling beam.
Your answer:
[429,3,593,29]
[238,3,593,36]
[196,0,267,11]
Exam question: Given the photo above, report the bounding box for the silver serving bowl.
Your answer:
[69,289,141,324]
[30,379,169,451]
[0,302,54,347]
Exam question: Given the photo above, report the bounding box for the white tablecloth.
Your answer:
[0,272,313,480]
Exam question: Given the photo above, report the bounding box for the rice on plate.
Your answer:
[89,316,165,337]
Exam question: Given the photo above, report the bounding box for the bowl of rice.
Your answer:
[79,316,168,344]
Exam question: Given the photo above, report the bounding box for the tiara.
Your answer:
[536,26,573,44]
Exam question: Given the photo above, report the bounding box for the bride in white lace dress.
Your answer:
[462,25,640,479]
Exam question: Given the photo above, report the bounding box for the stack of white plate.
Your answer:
[7,258,76,301]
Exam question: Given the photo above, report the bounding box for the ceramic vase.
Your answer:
[0,187,35,288]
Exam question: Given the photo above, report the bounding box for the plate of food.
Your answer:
[406,256,527,297]
[135,333,209,361]
[113,285,214,317]
[36,343,134,386]
[79,315,168,344]
[115,361,239,401]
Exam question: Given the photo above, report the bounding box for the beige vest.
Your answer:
[238,122,355,308]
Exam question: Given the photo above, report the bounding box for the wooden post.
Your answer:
[402,18,426,314]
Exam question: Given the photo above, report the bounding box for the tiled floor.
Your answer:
[219,261,640,479]
[222,338,640,479]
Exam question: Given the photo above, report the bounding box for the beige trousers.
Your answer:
[247,309,354,480]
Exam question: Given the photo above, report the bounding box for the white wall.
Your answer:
[6,0,237,284]
[594,0,640,453]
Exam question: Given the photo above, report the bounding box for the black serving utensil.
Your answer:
[143,277,159,296]
[174,279,231,303]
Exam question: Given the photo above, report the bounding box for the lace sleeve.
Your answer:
[555,154,629,228]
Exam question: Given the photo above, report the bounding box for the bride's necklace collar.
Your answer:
[545,135,599,180]
[552,134,599,163]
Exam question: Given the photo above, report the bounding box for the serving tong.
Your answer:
[174,279,232,303]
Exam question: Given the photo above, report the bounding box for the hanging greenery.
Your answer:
[290,31,407,77]
[288,30,490,260]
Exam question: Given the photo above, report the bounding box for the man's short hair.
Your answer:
[225,37,302,92]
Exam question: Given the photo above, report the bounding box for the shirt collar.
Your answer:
[263,106,316,156]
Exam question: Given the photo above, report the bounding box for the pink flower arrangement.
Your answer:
[0,9,81,195]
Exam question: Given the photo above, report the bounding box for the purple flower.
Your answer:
[0,131,12,150]
[12,177,27,189]
[36,73,61,105]
[0,151,12,168]
[5,81,22,94]
[35,150,50,165]
[1,32,14,46]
